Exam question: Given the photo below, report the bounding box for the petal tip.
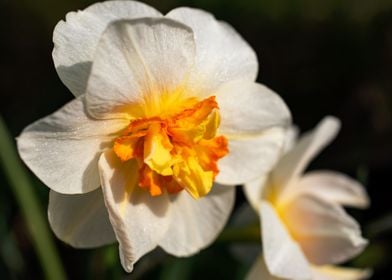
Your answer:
[320,115,341,134]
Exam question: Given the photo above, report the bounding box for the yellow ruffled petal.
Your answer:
[144,123,174,176]
[112,96,228,198]
[173,156,214,199]
[203,109,220,140]
[169,96,219,143]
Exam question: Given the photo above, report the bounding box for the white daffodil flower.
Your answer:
[244,117,370,280]
[17,0,291,272]
[247,255,372,280]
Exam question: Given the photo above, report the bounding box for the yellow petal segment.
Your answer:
[144,122,174,176]
[113,137,141,162]
[113,96,228,199]
[173,153,214,199]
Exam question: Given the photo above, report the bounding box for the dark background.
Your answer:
[1,0,391,279]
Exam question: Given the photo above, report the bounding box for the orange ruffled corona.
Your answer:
[113,96,228,199]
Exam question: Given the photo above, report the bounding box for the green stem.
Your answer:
[0,116,66,280]
[217,224,260,243]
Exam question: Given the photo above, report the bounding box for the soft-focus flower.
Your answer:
[17,0,291,272]
[247,255,371,280]
[244,117,370,280]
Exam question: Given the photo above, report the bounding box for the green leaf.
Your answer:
[0,116,66,280]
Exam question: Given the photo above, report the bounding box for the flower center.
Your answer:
[113,96,228,199]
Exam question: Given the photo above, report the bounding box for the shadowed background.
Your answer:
[1,0,391,279]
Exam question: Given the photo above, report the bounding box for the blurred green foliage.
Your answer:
[1,0,391,279]
[0,117,66,279]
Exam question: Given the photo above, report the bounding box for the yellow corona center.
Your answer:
[113,96,228,199]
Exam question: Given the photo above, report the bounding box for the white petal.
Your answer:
[283,193,368,265]
[53,0,161,97]
[282,125,299,154]
[272,116,341,198]
[167,8,258,93]
[86,18,196,119]
[216,127,286,185]
[98,150,171,272]
[261,200,312,279]
[17,97,128,194]
[311,265,372,280]
[159,184,234,256]
[243,176,268,212]
[48,189,115,248]
[298,171,370,209]
[216,81,291,136]
[246,255,281,280]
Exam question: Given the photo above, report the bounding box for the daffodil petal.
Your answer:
[311,265,372,280]
[98,150,171,272]
[261,200,312,279]
[243,126,298,212]
[166,7,258,93]
[17,97,128,194]
[283,193,368,265]
[247,257,372,280]
[174,156,214,199]
[216,81,291,136]
[53,0,161,97]
[86,18,196,119]
[298,171,370,209]
[144,123,174,176]
[246,255,282,280]
[216,127,286,185]
[243,175,268,212]
[159,184,234,256]
[272,116,341,197]
[48,189,115,248]
[282,125,299,153]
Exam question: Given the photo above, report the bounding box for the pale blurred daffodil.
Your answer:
[17,0,291,272]
[244,117,371,280]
